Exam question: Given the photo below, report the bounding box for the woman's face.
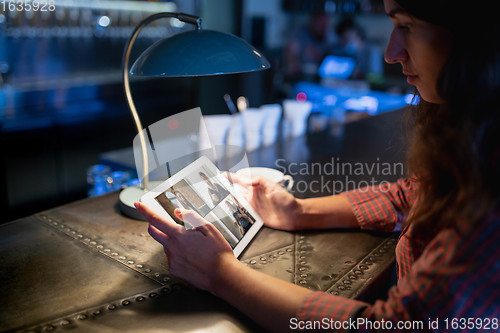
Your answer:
[201,174,215,189]
[211,192,220,202]
[226,202,236,212]
[384,0,452,104]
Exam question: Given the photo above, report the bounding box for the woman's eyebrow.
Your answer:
[387,7,410,18]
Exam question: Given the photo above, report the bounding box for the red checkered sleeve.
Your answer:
[298,213,500,331]
[298,291,368,332]
[341,178,417,232]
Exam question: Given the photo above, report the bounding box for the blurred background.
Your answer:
[0,0,412,223]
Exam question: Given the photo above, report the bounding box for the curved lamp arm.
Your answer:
[122,13,201,191]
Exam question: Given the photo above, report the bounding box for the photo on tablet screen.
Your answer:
[154,189,185,226]
[153,162,258,249]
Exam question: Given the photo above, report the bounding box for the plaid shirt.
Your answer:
[298,178,500,332]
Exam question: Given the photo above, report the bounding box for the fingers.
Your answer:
[135,201,183,236]
[252,175,279,190]
[223,171,259,187]
[224,172,267,203]
[236,186,252,203]
[194,221,233,244]
[172,208,226,240]
[174,208,208,228]
[148,224,169,247]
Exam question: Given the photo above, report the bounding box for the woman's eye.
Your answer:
[398,24,412,31]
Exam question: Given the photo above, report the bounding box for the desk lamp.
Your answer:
[120,12,270,219]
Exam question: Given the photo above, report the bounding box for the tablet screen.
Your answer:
[141,156,263,257]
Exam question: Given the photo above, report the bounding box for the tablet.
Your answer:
[140,156,263,257]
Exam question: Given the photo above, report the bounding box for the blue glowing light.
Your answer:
[318,55,356,79]
[98,16,111,28]
[404,93,420,105]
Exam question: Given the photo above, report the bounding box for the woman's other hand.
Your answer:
[224,172,302,231]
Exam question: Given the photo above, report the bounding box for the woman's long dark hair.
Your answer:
[407,22,500,234]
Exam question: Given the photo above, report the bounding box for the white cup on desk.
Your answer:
[235,167,294,191]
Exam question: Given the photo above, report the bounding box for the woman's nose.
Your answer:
[384,30,408,64]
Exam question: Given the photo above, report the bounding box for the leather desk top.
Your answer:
[1,192,396,332]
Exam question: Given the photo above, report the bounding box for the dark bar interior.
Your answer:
[1,0,411,223]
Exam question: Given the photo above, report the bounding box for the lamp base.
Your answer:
[119,182,162,220]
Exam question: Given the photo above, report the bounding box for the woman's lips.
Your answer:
[404,72,418,84]
[406,75,418,84]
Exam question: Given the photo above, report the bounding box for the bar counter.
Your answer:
[0,108,406,332]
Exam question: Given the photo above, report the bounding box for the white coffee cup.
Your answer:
[236,167,294,191]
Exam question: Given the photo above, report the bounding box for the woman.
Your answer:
[225,200,253,233]
[199,171,230,206]
[135,0,500,331]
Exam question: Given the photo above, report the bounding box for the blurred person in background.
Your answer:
[284,11,334,82]
[332,15,383,80]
